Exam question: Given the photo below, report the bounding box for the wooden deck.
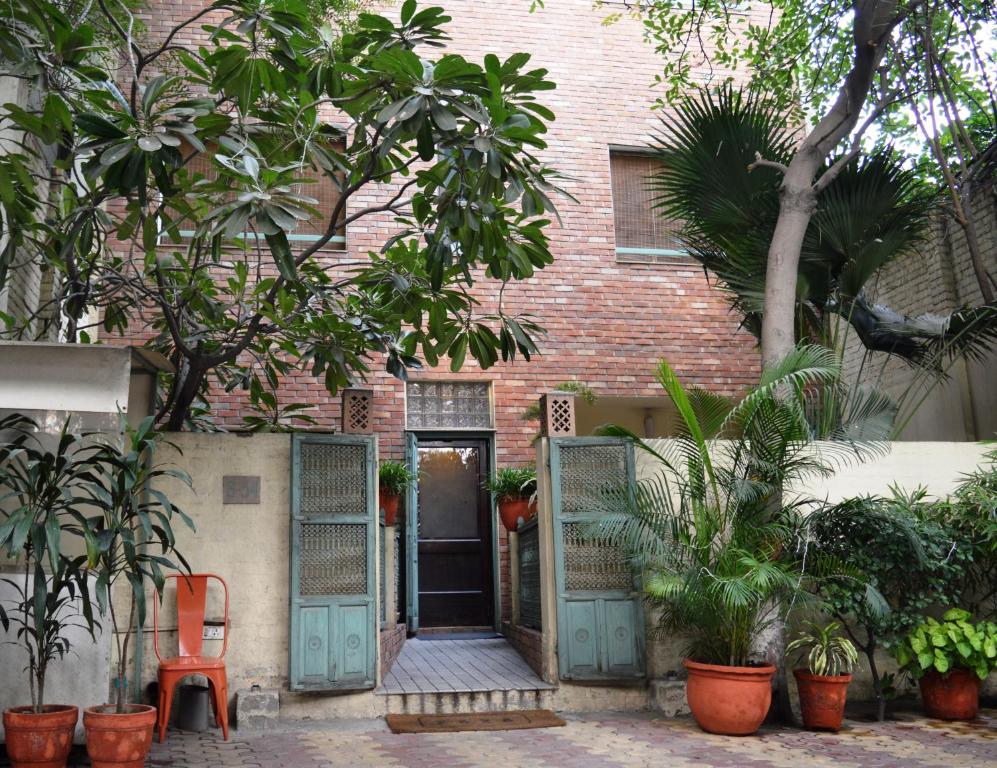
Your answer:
[375,637,554,695]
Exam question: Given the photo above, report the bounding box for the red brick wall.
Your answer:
[132,0,762,622]
[502,621,544,678]
[380,623,407,679]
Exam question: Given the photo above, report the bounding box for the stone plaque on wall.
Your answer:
[223,475,261,505]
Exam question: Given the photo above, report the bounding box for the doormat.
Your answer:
[385,709,566,734]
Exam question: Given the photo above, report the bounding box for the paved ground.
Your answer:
[139,709,996,767]
[378,637,554,694]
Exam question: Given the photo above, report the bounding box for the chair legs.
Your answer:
[157,668,229,743]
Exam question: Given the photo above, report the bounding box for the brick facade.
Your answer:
[129,0,762,622]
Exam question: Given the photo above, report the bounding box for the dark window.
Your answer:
[180,147,346,248]
[610,151,685,262]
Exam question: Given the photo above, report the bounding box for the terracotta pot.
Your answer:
[794,670,852,732]
[380,490,401,526]
[918,668,981,720]
[684,659,775,735]
[83,704,157,768]
[2,705,78,768]
[498,498,531,532]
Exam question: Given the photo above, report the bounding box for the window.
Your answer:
[178,147,346,249]
[609,150,686,263]
[406,382,493,430]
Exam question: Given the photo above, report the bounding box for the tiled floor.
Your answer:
[377,637,555,694]
[135,709,997,767]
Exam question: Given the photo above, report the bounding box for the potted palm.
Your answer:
[786,621,858,731]
[485,468,537,532]
[76,416,193,767]
[0,414,105,768]
[893,609,997,720]
[378,461,416,527]
[594,346,875,735]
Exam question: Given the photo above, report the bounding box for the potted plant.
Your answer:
[485,467,537,532]
[76,417,194,767]
[0,414,109,768]
[593,347,873,735]
[378,461,416,527]
[893,609,997,720]
[786,621,858,731]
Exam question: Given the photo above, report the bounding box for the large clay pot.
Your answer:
[83,704,157,768]
[380,489,401,526]
[684,659,775,735]
[498,497,531,532]
[2,705,78,768]
[794,670,852,732]
[918,668,981,720]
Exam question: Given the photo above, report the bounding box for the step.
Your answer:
[382,687,555,715]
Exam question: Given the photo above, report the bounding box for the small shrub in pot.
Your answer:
[786,621,858,731]
[485,467,536,532]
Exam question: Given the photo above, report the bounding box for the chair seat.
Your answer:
[159,655,226,670]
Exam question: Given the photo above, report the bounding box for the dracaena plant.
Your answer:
[0,413,105,713]
[786,621,859,677]
[484,467,536,502]
[0,0,566,431]
[74,416,195,713]
[378,461,417,497]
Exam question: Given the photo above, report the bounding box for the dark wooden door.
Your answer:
[416,438,494,628]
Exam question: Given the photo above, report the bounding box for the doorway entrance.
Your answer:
[413,437,494,629]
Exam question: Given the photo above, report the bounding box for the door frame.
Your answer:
[405,430,500,633]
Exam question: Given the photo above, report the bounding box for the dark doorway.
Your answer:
[416,438,494,628]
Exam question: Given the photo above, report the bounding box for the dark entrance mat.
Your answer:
[385,709,566,734]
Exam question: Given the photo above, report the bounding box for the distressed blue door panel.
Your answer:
[290,435,377,691]
[338,604,370,680]
[603,598,642,676]
[551,438,646,681]
[563,600,599,678]
[405,431,419,634]
[299,606,331,681]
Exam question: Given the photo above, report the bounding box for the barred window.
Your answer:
[610,151,686,263]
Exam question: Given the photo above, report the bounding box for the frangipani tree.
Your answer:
[0,0,564,429]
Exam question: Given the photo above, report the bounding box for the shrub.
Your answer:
[379,461,417,496]
[485,467,536,501]
[893,608,997,682]
[786,621,859,677]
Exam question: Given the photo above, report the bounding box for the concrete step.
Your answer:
[381,687,555,715]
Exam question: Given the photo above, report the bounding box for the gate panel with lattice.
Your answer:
[550,437,645,681]
[290,435,377,691]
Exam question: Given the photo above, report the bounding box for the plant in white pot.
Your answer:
[0,414,105,768]
[74,417,194,768]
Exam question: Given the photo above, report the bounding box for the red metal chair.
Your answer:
[153,573,230,742]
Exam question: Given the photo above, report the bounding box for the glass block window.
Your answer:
[406,381,492,429]
[610,150,686,262]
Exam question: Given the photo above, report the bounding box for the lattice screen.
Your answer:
[561,522,631,591]
[299,443,368,516]
[342,389,373,434]
[558,443,627,517]
[299,523,367,595]
[518,522,542,630]
[541,393,576,436]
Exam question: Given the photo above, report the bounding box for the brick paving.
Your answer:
[136,709,996,767]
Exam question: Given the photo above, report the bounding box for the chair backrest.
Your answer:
[154,573,229,660]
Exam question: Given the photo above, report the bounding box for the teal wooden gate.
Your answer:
[290,434,377,691]
[550,437,645,681]
[404,431,419,634]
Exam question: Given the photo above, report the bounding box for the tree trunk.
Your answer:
[165,363,206,431]
[761,180,818,367]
